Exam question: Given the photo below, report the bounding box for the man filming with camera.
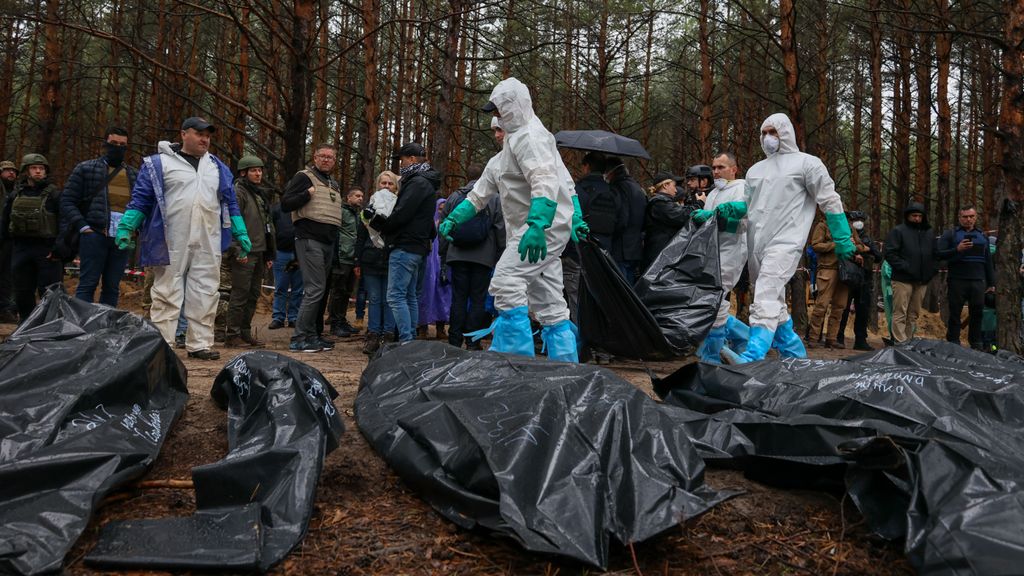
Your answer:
[937,205,994,351]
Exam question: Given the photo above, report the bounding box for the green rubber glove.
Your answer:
[715,201,747,221]
[115,209,145,250]
[570,196,589,243]
[825,212,856,260]
[518,197,557,263]
[439,199,477,241]
[691,209,713,224]
[230,215,252,259]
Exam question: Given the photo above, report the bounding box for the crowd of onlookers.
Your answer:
[1,118,1021,360]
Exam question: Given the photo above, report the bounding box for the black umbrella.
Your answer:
[554,129,652,160]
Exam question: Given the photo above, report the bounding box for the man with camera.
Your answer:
[937,205,994,350]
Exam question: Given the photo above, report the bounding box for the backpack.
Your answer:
[449,192,492,248]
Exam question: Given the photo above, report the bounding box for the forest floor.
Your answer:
[4,279,930,575]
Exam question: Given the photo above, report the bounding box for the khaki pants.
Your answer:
[808,268,849,342]
[891,280,927,343]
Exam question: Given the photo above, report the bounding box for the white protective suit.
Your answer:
[150,140,225,351]
[744,113,846,332]
[703,178,748,328]
[467,77,575,325]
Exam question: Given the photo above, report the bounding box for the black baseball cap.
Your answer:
[392,142,426,160]
[482,101,498,113]
[181,117,216,132]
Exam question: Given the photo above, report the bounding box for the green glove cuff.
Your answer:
[716,201,747,220]
[525,197,558,230]
[571,195,583,216]
[825,212,855,258]
[230,215,249,238]
[448,199,478,225]
[117,209,145,234]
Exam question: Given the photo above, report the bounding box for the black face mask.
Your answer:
[103,143,127,167]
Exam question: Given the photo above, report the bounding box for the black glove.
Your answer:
[285,259,300,272]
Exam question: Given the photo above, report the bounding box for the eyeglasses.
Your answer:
[315,154,336,161]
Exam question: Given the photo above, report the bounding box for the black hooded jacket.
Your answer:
[884,202,937,284]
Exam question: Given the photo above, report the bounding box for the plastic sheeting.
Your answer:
[578,221,722,360]
[0,290,188,576]
[633,220,722,354]
[355,340,736,569]
[655,339,1024,575]
[87,351,344,571]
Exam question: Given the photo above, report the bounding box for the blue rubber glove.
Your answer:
[691,209,713,224]
[518,197,557,263]
[825,212,856,260]
[439,199,477,241]
[570,196,589,243]
[115,209,145,250]
[230,215,252,259]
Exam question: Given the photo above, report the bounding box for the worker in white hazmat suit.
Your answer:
[116,117,250,360]
[718,113,854,363]
[439,77,589,362]
[692,152,750,363]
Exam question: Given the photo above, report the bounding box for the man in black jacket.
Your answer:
[269,200,303,330]
[936,205,995,350]
[884,202,937,344]
[604,157,646,284]
[370,142,439,342]
[642,170,698,272]
[60,127,137,306]
[280,143,342,353]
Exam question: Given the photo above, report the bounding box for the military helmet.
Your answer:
[237,155,264,172]
[685,164,713,180]
[846,210,866,221]
[0,160,16,171]
[20,153,49,171]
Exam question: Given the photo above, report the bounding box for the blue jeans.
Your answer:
[75,232,129,306]
[387,249,424,342]
[272,250,304,323]
[363,273,395,335]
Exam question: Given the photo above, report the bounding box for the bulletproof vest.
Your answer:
[10,187,58,238]
[292,169,341,227]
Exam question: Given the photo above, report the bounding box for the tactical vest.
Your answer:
[10,188,58,238]
[292,169,341,227]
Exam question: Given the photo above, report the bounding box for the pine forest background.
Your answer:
[1,0,1023,351]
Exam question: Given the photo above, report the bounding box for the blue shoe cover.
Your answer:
[721,325,774,364]
[772,318,806,358]
[697,325,727,364]
[541,320,579,363]
[725,315,749,352]
[468,306,535,357]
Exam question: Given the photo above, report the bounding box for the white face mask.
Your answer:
[852,220,865,231]
[714,178,727,190]
[762,134,781,156]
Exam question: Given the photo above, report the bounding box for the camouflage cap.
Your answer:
[0,160,16,171]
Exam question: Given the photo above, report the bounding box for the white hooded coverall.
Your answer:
[467,77,575,326]
[150,141,226,351]
[703,178,748,328]
[744,113,846,332]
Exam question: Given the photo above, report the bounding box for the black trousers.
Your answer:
[326,263,356,329]
[448,261,491,347]
[838,281,873,343]
[946,277,985,348]
[0,239,14,312]
[11,240,63,321]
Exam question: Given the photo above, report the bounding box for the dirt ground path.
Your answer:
[4,285,918,574]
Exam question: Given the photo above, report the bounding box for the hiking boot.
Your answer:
[316,337,335,351]
[381,332,396,346]
[330,324,354,338]
[187,349,221,360]
[290,339,321,353]
[268,319,285,330]
[417,325,428,339]
[824,339,844,350]
[362,332,381,355]
[224,335,247,347]
[466,340,483,351]
[853,340,874,351]
[175,334,186,349]
[288,320,296,328]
